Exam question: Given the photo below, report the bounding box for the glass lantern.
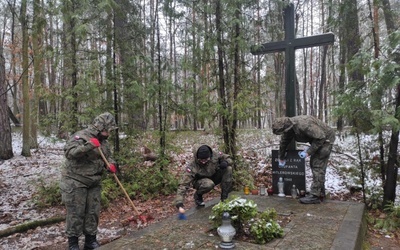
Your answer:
[217,212,236,249]
[243,185,250,195]
[259,184,266,196]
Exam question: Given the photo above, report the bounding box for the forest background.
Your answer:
[0,0,399,216]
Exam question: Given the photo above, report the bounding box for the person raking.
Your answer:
[60,112,118,250]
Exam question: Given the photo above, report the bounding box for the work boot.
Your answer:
[194,192,205,206]
[68,236,80,250]
[83,234,100,250]
[299,194,321,204]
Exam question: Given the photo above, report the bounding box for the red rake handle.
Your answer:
[98,147,141,216]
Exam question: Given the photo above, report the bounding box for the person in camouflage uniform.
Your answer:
[272,115,336,204]
[60,112,118,250]
[174,144,233,212]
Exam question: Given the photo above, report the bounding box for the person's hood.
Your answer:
[192,144,213,160]
[90,112,118,133]
[272,117,293,135]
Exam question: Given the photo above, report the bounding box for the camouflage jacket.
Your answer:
[61,127,115,187]
[174,144,232,206]
[279,115,336,160]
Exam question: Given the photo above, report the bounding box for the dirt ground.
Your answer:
[2,191,398,250]
[364,209,400,250]
[1,131,399,249]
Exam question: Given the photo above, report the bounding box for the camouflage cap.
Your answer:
[272,117,293,135]
[92,112,117,132]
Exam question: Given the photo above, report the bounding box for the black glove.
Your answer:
[219,160,228,169]
[176,203,184,209]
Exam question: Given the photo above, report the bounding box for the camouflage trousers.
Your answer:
[309,142,333,197]
[193,166,232,199]
[60,177,101,237]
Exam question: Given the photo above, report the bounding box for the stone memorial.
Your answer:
[272,150,306,195]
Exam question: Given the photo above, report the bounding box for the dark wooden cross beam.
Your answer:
[251,3,334,118]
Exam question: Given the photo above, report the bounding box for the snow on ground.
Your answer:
[0,133,66,249]
[0,133,65,230]
[0,129,398,249]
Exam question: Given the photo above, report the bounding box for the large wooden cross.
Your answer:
[251,3,334,118]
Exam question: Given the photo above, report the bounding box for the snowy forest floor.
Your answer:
[0,130,399,249]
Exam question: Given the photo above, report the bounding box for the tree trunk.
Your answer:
[318,0,329,121]
[336,28,345,131]
[9,0,20,118]
[191,3,198,131]
[45,6,57,119]
[381,0,399,206]
[0,216,65,238]
[8,106,21,127]
[20,0,31,157]
[30,0,44,149]
[381,0,397,33]
[0,43,13,160]
[367,0,386,183]
[70,1,78,132]
[256,2,262,128]
[345,0,363,84]
[215,0,229,152]
[230,2,241,159]
[155,0,166,157]
[383,84,400,206]
[318,46,328,120]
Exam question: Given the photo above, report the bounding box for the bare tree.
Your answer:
[20,0,31,157]
[381,0,400,206]
[0,38,13,160]
[318,0,330,121]
[30,0,45,149]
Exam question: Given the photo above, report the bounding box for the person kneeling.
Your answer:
[174,144,233,212]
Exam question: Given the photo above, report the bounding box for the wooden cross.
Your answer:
[251,3,334,118]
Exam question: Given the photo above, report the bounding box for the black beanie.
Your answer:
[197,145,211,159]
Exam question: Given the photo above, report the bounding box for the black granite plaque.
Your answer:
[272,150,306,195]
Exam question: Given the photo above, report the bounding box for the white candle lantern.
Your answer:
[217,212,236,249]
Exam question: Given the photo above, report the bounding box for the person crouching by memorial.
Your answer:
[60,112,118,250]
[272,115,336,204]
[174,144,233,213]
